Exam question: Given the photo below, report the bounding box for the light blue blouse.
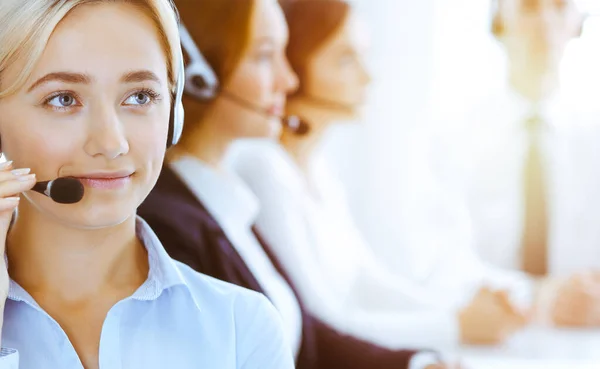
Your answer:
[0,217,294,369]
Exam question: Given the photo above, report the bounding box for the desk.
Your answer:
[459,327,600,368]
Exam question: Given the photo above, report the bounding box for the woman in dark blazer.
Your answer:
[139,0,444,368]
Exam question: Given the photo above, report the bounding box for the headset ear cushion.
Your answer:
[167,108,174,148]
[167,51,186,148]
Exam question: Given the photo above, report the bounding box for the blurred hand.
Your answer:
[459,287,529,345]
[551,272,600,327]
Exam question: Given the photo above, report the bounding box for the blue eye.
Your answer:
[126,93,150,105]
[47,93,78,108]
[123,89,161,106]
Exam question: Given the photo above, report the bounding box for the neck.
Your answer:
[170,113,233,171]
[7,202,147,301]
[280,98,333,174]
[507,57,561,104]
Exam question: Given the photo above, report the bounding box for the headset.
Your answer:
[167,22,219,148]
[174,21,312,137]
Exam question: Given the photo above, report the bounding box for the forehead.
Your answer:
[341,13,370,50]
[11,2,168,89]
[252,0,288,43]
[320,12,369,54]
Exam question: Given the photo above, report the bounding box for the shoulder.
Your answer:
[172,261,289,356]
[225,141,294,179]
[225,141,303,196]
[155,261,292,367]
[173,260,267,305]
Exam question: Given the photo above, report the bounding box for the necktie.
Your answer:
[521,113,548,276]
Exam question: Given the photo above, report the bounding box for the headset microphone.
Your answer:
[300,95,358,113]
[32,177,85,204]
[219,90,311,135]
[282,115,310,135]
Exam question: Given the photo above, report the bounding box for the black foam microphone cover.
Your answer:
[32,177,85,204]
[283,115,311,136]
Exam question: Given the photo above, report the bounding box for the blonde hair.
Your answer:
[0,0,182,99]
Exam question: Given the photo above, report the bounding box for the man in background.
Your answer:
[428,0,600,326]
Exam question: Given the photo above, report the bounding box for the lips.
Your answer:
[268,105,284,117]
[73,171,134,190]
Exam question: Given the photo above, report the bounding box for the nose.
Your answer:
[83,104,129,160]
[277,56,299,94]
[359,58,372,86]
[361,64,372,86]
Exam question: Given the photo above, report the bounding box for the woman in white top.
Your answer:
[226,0,600,349]
[139,0,454,368]
[0,1,293,368]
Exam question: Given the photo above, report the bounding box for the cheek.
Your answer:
[0,97,87,178]
[309,67,358,100]
[226,105,278,139]
[221,66,277,138]
[230,65,273,104]
[1,124,82,180]
[126,116,168,172]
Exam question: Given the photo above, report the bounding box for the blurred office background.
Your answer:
[320,0,600,270]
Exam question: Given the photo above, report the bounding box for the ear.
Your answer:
[492,14,504,38]
[490,0,502,38]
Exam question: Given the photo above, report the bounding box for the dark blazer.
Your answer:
[139,165,422,369]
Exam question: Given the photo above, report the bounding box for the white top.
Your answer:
[171,154,441,368]
[226,141,532,350]
[0,217,293,369]
[428,86,600,275]
[170,157,303,357]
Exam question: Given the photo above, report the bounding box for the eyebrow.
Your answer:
[27,72,91,92]
[27,69,161,93]
[120,70,162,85]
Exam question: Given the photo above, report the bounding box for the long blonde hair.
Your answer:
[0,0,182,99]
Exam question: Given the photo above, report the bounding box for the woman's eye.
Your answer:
[124,90,160,106]
[125,92,151,105]
[47,93,78,108]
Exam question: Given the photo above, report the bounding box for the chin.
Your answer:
[267,118,283,138]
[70,204,135,229]
[336,109,362,123]
[24,190,139,230]
[248,118,282,139]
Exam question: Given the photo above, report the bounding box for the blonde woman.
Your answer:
[0,1,293,368]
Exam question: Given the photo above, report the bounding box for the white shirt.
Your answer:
[172,154,441,368]
[226,141,507,350]
[0,217,293,369]
[169,157,303,358]
[430,86,600,275]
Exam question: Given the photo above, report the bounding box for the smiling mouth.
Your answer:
[75,173,134,190]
